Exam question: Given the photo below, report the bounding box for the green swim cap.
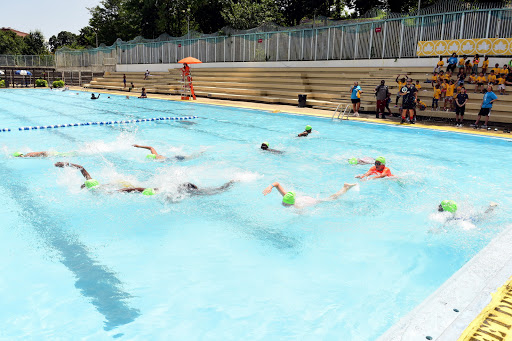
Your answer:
[282,192,296,205]
[142,188,156,196]
[376,156,386,164]
[146,154,157,159]
[305,125,312,131]
[84,179,100,189]
[440,200,458,213]
[348,158,358,165]
[13,152,23,157]
[262,142,269,147]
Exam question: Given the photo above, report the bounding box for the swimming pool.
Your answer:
[0,89,510,340]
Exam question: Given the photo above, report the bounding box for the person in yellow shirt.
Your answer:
[431,72,438,88]
[501,65,509,75]
[488,70,497,85]
[435,56,445,73]
[469,72,477,84]
[472,54,480,74]
[432,84,441,110]
[444,80,456,111]
[475,72,487,93]
[465,60,473,75]
[498,74,506,95]
[415,80,422,91]
[395,75,406,106]
[441,79,448,99]
[417,97,427,111]
[482,56,489,74]
[492,63,501,75]
[458,56,467,71]
[444,71,452,81]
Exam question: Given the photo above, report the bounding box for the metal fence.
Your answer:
[54,6,512,68]
[0,55,55,67]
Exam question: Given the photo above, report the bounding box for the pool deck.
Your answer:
[67,86,512,339]
[69,86,512,140]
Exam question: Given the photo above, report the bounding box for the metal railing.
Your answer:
[54,6,512,68]
[0,55,55,67]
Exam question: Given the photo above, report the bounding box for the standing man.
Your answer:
[474,85,498,129]
[350,82,362,117]
[454,87,469,127]
[399,79,418,124]
[123,74,126,88]
[375,80,389,119]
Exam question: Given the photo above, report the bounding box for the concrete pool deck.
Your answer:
[68,86,512,339]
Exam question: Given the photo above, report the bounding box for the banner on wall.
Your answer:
[417,38,512,57]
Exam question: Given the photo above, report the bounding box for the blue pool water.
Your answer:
[0,89,510,340]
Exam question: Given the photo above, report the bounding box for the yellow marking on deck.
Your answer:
[458,276,512,341]
[71,86,512,140]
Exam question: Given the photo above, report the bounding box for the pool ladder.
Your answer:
[332,104,351,120]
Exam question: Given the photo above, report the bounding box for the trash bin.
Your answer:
[298,94,307,107]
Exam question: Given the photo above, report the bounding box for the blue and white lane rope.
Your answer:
[17,116,198,131]
[0,128,11,132]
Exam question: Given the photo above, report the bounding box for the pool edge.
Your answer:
[377,225,512,341]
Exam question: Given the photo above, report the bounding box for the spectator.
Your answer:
[129,82,134,92]
[385,91,393,117]
[399,78,417,124]
[374,80,389,119]
[123,74,126,88]
[144,70,150,80]
[497,74,506,95]
[482,56,489,74]
[465,59,473,75]
[417,97,427,111]
[502,64,509,75]
[415,80,422,91]
[457,69,466,86]
[455,87,468,127]
[472,54,480,74]
[139,87,147,98]
[505,71,512,86]
[432,84,441,110]
[458,55,467,72]
[473,85,498,129]
[395,75,406,106]
[447,53,458,73]
[434,56,444,73]
[492,63,501,75]
[475,72,486,93]
[350,81,362,116]
[430,72,438,88]
[441,79,448,100]
[469,72,477,84]
[444,80,455,111]
[488,70,497,85]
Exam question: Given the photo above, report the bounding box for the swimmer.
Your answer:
[260,142,283,154]
[263,181,356,209]
[13,151,76,158]
[437,200,498,224]
[54,162,235,197]
[91,93,100,100]
[133,144,203,161]
[125,96,130,99]
[355,157,394,180]
[348,157,375,165]
[298,125,312,137]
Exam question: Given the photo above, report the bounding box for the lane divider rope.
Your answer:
[15,116,199,131]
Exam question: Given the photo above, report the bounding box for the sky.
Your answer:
[1,0,101,40]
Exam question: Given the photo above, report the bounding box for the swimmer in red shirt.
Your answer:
[355,156,394,180]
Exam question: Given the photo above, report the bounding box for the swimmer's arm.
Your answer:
[484,202,498,213]
[263,182,287,196]
[23,151,48,157]
[196,181,235,195]
[133,144,160,156]
[54,162,92,180]
[297,131,309,137]
[355,171,370,179]
[117,187,159,193]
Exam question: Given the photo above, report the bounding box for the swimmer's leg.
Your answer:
[322,183,357,202]
[54,162,92,180]
[196,181,236,196]
[177,150,206,161]
[117,187,150,193]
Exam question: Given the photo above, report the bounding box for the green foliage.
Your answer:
[0,80,5,88]
[35,79,48,87]
[0,30,49,55]
[52,80,65,88]
[222,0,284,29]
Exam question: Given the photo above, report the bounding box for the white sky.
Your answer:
[0,0,101,40]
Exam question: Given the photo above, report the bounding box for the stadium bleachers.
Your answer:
[84,67,512,124]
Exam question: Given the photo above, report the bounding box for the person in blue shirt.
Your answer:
[447,53,458,73]
[473,86,498,129]
[350,82,363,117]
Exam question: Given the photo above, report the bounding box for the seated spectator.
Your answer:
[434,56,444,73]
[492,63,501,75]
[475,73,487,93]
[465,60,473,75]
[447,53,458,73]
[415,80,422,91]
[482,56,489,74]
[430,72,438,87]
[139,87,147,98]
[497,74,506,95]
[501,64,509,75]
[488,70,497,85]
[417,97,427,111]
[458,55,467,71]
[469,72,477,84]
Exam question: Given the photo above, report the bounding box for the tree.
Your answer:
[22,31,49,55]
[222,0,284,30]
[49,31,78,52]
[0,30,25,54]
[78,26,97,48]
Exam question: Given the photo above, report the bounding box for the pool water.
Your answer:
[0,89,510,340]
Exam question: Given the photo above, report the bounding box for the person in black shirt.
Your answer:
[399,79,417,124]
[455,87,469,127]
